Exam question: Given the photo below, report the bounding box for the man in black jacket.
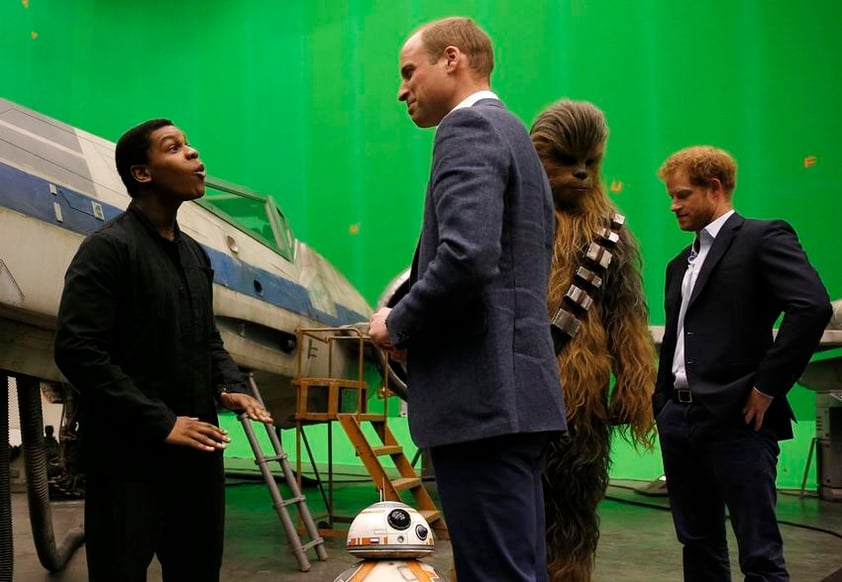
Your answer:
[654,145,831,581]
[55,118,272,582]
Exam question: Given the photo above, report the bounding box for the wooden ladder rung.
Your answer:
[294,413,334,422]
[418,509,442,523]
[371,445,402,456]
[293,377,367,389]
[392,477,422,491]
[352,413,388,422]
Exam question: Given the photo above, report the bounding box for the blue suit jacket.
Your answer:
[387,99,567,448]
[654,213,831,440]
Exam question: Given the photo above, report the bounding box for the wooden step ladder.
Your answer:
[292,326,448,541]
[336,413,448,540]
[239,373,327,571]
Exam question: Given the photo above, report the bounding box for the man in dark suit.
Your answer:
[653,146,832,581]
[368,17,567,582]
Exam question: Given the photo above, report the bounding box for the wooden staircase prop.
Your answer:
[291,326,448,541]
[336,412,448,540]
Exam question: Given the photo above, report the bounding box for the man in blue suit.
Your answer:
[368,17,567,582]
[653,146,832,581]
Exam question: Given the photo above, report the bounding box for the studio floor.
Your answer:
[10,478,842,581]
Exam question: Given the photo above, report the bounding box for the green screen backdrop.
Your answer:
[2,0,840,488]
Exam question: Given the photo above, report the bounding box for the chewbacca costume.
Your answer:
[529,100,656,581]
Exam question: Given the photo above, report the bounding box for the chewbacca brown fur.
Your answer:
[531,100,656,581]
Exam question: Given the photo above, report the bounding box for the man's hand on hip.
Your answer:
[742,387,774,431]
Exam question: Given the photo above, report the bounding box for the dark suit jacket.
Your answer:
[654,213,831,440]
[387,99,567,449]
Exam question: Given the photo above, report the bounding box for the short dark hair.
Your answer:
[115,118,173,197]
[421,17,494,79]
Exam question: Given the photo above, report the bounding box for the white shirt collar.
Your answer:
[702,209,735,240]
[695,209,734,253]
[451,90,499,112]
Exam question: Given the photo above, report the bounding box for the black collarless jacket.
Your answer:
[55,203,246,474]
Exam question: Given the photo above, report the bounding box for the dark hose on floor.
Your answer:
[17,374,84,572]
[1,373,13,582]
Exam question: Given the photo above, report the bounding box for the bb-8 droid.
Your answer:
[333,501,444,581]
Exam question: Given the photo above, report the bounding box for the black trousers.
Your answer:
[430,432,552,582]
[657,400,787,582]
[84,450,225,582]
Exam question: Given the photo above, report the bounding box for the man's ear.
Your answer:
[443,46,460,71]
[130,164,152,185]
[708,177,734,204]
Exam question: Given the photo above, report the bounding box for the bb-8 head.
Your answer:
[346,501,435,559]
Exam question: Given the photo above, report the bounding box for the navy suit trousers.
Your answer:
[430,432,552,582]
[657,400,787,582]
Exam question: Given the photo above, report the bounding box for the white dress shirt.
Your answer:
[672,210,735,389]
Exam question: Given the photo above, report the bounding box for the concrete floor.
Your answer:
[9,479,842,581]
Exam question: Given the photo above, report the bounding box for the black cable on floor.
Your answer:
[603,494,671,512]
[776,519,842,540]
[604,489,842,540]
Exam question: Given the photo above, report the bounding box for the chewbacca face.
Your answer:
[531,100,608,209]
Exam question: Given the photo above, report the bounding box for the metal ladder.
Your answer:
[238,373,327,571]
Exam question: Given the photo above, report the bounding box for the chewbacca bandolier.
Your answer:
[530,100,656,581]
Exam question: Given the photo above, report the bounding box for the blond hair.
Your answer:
[420,17,494,78]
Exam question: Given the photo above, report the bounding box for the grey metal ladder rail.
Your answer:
[238,373,328,572]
